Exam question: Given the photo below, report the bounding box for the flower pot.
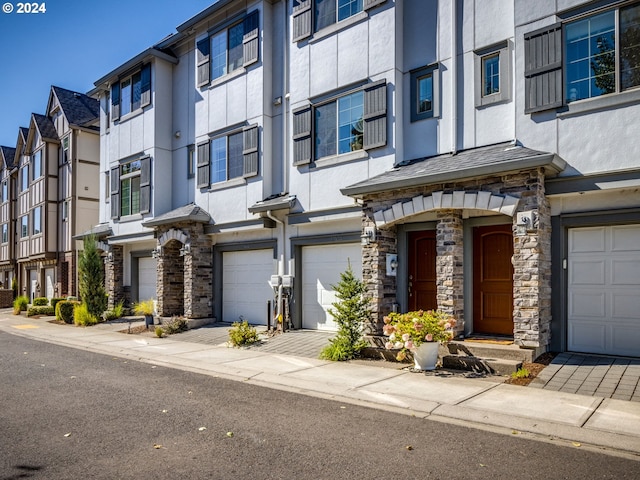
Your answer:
[144,315,154,328]
[413,342,439,371]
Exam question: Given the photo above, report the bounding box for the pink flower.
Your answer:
[444,323,451,330]
[425,333,433,342]
[396,350,407,361]
[394,341,404,349]
[414,322,423,330]
[384,341,393,350]
[383,324,395,335]
[389,333,396,342]
[405,340,414,350]
[402,333,410,342]
[383,316,391,324]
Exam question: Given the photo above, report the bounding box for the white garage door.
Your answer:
[568,225,640,357]
[45,268,55,299]
[302,244,362,331]
[222,249,274,325]
[138,257,157,302]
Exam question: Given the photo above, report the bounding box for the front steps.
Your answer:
[365,335,540,375]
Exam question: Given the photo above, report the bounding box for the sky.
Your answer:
[0,0,217,148]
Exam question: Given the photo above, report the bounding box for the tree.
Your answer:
[78,235,107,320]
[320,262,370,361]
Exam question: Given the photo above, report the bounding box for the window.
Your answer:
[315,90,363,159]
[20,216,28,238]
[525,2,640,113]
[32,206,42,235]
[110,156,151,219]
[61,137,69,163]
[410,65,440,122]
[196,125,259,188]
[293,80,387,165]
[1,224,7,243]
[110,64,151,121]
[20,165,29,192]
[62,200,69,221]
[32,149,42,180]
[474,42,511,107]
[105,172,110,203]
[1,181,7,203]
[187,144,195,178]
[197,10,260,87]
[292,0,386,41]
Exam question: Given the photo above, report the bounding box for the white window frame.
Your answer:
[1,224,7,244]
[20,216,28,238]
[314,90,364,161]
[32,206,42,236]
[120,159,142,217]
[20,165,29,192]
[32,149,42,180]
[210,131,244,184]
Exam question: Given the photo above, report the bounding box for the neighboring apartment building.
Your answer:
[9,87,100,301]
[89,0,639,358]
[0,144,17,290]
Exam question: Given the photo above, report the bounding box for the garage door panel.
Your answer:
[568,225,640,357]
[138,257,157,302]
[302,244,362,331]
[222,250,274,325]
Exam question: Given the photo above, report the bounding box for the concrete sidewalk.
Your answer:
[2,312,640,458]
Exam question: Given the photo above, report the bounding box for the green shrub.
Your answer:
[73,303,99,326]
[228,320,259,347]
[511,368,531,379]
[155,326,164,338]
[13,296,29,315]
[102,300,125,322]
[55,300,80,324]
[51,298,65,311]
[163,316,188,335]
[32,297,49,306]
[26,306,55,317]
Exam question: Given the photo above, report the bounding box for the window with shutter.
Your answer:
[110,166,120,219]
[242,125,259,177]
[363,80,387,149]
[139,156,151,214]
[111,64,152,120]
[140,64,151,108]
[243,10,260,67]
[197,38,211,87]
[111,83,120,121]
[524,23,563,114]
[293,105,312,165]
[197,142,210,188]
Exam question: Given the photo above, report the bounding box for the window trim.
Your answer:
[1,223,7,244]
[474,41,511,107]
[32,206,42,236]
[20,215,28,239]
[31,148,43,181]
[410,64,440,122]
[111,63,151,122]
[20,164,29,193]
[110,155,151,220]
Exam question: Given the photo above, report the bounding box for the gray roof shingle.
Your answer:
[141,203,212,227]
[0,146,16,168]
[341,142,566,197]
[32,113,59,142]
[52,86,99,128]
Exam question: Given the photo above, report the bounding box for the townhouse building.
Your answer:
[1,87,100,301]
[89,0,639,359]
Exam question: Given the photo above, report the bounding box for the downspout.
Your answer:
[265,209,284,323]
[451,0,458,155]
[282,0,290,196]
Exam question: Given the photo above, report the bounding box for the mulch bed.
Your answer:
[504,351,557,386]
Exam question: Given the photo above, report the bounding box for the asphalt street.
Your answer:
[1,332,639,480]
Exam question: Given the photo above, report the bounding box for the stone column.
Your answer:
[106,245,124,309]
[512,168,552,349]
[156,240,184,317]
[436,210,464,335]
[183,224,212,319]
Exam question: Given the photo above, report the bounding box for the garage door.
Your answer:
[302,244,362,331]
[138,257,157,302]
[222,249,274,325]
[568,225,640,356]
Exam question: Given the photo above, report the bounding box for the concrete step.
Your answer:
[443,340,536,363]
[442,354,523,376]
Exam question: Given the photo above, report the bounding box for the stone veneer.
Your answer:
[105,245,126,309]
[361,167,552,350]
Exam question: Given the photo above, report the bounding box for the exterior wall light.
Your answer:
[179,243,191,256]
[361,226,376,245]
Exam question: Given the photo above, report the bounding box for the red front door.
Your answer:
[408,231,437,311]
[473,225,514,335]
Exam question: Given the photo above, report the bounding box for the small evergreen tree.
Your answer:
[320,262,370,361]
[78,235,107,320]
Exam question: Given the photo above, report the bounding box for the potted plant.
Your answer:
[383,310,457,371]
[133,299,156,328]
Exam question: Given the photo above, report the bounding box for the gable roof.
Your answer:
[50,86,99,129]
[341,142,567,198]
[0,146,16,169]
[15,127,29,156]
[31,113,59,143]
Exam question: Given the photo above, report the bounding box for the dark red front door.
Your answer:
[408,231,437,312]
[473,225,514,335]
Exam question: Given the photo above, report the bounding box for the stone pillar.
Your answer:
[156,240,184,317]
[106,245,125,309]
[362,212,397,335]
[183,224,212,319]
[436,210,464,335]
[512,168,551,349]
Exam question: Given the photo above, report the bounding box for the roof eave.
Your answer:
[341,153,566,198]
[93,48,178,90]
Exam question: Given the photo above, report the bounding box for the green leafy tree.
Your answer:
[320,262,370,361]
[78,235,107,320]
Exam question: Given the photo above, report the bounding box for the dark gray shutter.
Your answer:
[292,0,312,42]
[139,156,151,214]
[111,83,121,121]
[524,23,563,114]
[110,166,120,219]
[197,141,210,188]
[363,80,387,150]
[243,10,260,67]
[292,105,312,166]
[364,0,386,10]
[242,124,259,177]
[140,64,151,108]
[197,38,211,87]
